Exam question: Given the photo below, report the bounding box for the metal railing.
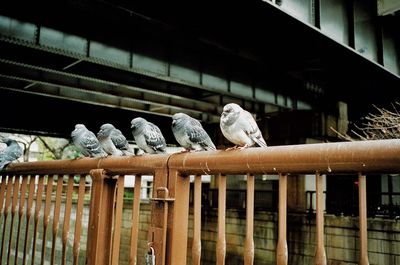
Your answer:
[1,139,400,265]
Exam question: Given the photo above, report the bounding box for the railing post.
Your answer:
[167,169,190,265]
[87,169,119,265]
[315,172,326,265]
[277,173,288,265]
[358,173,370,265]
[244,173,255,265]
[148,168,169,265]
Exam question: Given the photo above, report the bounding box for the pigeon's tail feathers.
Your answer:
[122,149,135,156]
[92,148,108,158]
[252,134,267,147]
[204,144,217,151]
[0,162,8,171]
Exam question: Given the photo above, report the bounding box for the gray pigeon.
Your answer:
[71,124,108,158]
[130,117,166,154]
[97,123,134,156]
[0,138,23,170]
[110,127,135,156]
[220,103,267,149]
[172,113,216,152]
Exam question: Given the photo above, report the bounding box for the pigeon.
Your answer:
[171,113,216,152]
[110,127,135,156]
[71,124,108,158]
[130,117,166,154]
[97,123,135,156]
[0,138,23,170]
[220,103,267,149]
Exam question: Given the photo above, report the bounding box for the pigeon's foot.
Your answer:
[225,146,238,151]
[238,144,250,150]
[178,148,191,153]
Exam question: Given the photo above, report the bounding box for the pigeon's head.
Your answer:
[130,118,147,134]
[71,124,87,138]
[171,113,189,127]
[74,124,87,130]
[98,123,115,137]
[221,103,241,125]
[1,138,15,146]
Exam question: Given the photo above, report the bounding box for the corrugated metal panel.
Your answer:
[320,0,350,45]
[378,0,400,16]
[0,16,35,42]
[278,0,312,25]
[354,0,379,62]
[230,80,252,98]
[90,41,130,67]
[202,73,228,92]
[40,27,86,55]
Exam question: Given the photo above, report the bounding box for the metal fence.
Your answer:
[1,139,400,265]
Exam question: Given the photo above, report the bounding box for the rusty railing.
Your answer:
[1,139,400,265]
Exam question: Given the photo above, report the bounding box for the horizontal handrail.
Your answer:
[168,139,400,174]
[1,154,169,175]
[3,139,399,175]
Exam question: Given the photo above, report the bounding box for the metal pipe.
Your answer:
[3,140,400,176]
[168,139,400,175]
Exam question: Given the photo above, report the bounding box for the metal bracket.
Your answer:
[150,187,175,202]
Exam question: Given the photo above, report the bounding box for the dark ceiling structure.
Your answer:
[1,0,399,143]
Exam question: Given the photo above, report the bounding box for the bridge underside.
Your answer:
[1,0,399,142]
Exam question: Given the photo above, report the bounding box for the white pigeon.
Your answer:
[130,117,166,154]
[0,138,23,170]
[172,113,216,152]
[71,124,108,158]
[220,103,267,149]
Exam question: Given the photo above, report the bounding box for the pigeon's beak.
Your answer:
[172,120,176,126]
[130,124,135,129]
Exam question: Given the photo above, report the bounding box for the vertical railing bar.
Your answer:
[192,174,202,265]
[244,173,254,265]
[23,175,36,265]
[31,175,44,265]
[315,172,327,265]
[7,175,20,264]
[14,175,28,265]
[0,175,7,214]
[161,186,169,265]
[61,175,74,265]
[72,176,86,265]
[358,173,370,265]
[277,173,288,265]
[51,176,64,265]
[1,175,13,263]
[0,175,8,234]
[216,173,226,265]
[40,174,54,265]
[111,175,125,264]
[129,174,141,265]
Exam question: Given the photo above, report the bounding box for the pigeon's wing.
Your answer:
[111,129,128,149]
[238,111,267,147]
[145,123,166,152]
[187,119,216,150]
[80,131,105,156]
[0,145,22,169]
